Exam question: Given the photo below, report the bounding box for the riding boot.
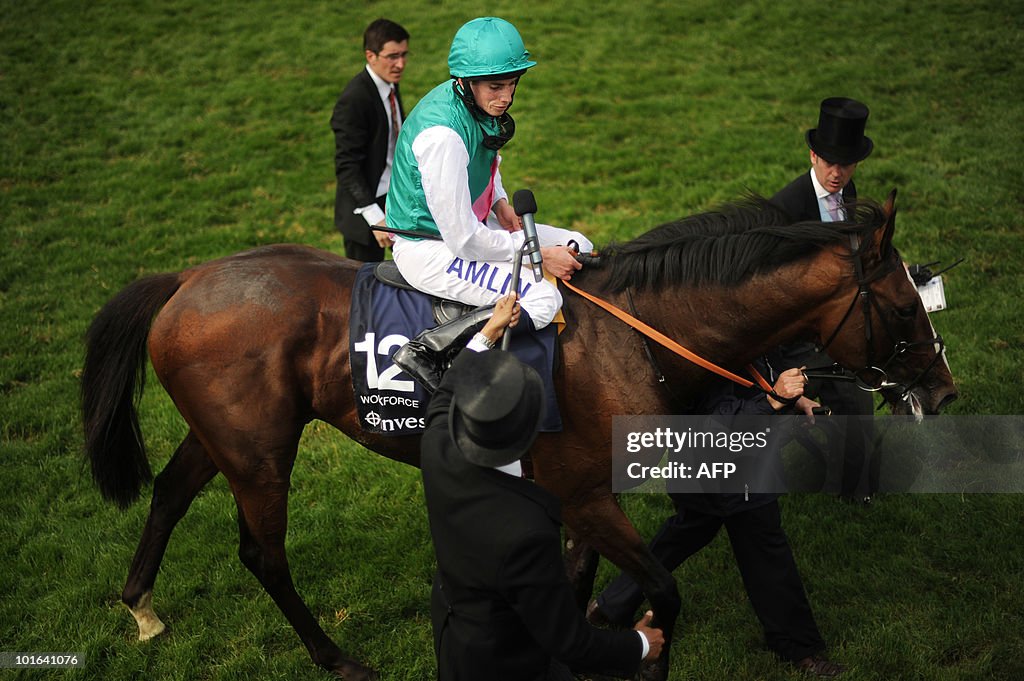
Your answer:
[393,305,495,392]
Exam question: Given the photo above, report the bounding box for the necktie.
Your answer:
[388,88,400,145]
[827,192,843,222]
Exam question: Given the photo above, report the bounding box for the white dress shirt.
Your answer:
[808,168,845,222]
[355,65,403,226]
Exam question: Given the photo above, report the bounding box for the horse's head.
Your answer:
[819,190,957,417]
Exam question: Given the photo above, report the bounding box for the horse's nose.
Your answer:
[931,388,958,414]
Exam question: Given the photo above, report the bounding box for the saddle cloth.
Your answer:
[349,263,562,436]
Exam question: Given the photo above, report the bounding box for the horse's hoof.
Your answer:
[637,659,667,681]
[331,661,379,681]
[137,621,166,641]
[126,591,167,641]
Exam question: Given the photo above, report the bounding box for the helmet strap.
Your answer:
[452,78,518,150]
[452,78,486,118]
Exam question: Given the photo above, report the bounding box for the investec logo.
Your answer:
[364,411,425,431]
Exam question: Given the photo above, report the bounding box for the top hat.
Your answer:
[447,350,545,468]
[805,97,873,165]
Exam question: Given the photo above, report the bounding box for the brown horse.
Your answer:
[82,192,955,680]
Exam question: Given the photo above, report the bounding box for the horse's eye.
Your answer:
[896,303,918,320]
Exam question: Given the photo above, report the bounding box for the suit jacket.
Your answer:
[330,69,404,244]
[770,170,857,224]
[769,172,876,422]
[675,356,781,517]
[421,367,643,681]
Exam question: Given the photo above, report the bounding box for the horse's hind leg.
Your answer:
[122,432,219,640]
[232,478,378,681]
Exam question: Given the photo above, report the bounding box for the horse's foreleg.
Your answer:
[563,526,601,611]
[232,480,378,681]
[562,494,680,681]
[122,432,218,640]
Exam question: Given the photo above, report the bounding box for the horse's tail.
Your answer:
[81,272,182,508]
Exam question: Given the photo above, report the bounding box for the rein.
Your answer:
[559,279,792,402]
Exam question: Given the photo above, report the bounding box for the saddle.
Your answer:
[373,261,471,325]
[350,262,562,436]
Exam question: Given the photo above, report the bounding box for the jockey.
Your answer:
[388,17,593,391]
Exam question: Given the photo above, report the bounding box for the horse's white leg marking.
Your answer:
[127,591,166,641]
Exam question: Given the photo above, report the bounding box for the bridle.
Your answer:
[562,227,947,411]
[812,233,947,408]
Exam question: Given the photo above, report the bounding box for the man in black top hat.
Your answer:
[420,297,664,679]
[770,97,877,502]
[772,97,873,223]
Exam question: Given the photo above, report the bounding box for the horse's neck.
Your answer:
[641,253,851,368]
[724,253,855,359]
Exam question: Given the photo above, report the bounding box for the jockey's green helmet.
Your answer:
[447,17,537,80]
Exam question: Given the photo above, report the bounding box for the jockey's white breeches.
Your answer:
[393,221,593,330]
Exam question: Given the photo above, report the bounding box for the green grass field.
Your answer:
[2,1,1023,679]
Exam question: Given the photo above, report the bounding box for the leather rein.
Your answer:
[558,279,792,404]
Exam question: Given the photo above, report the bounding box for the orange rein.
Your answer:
[559,279,776,393]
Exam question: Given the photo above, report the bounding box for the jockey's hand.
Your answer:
[493,199,522,232]
[541,245,583,281]
[480,293,520,344]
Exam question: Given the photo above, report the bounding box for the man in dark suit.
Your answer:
[770,97,877,502]
[420,315,664,680]
[330,18,409,261]
[588,357,845,677]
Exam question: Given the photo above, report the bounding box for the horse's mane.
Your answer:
[600,195,887,293]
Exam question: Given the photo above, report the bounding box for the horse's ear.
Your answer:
[877,188,897,257]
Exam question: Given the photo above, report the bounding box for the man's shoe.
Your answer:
[795,655,845,677]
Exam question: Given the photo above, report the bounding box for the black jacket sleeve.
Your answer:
[330,77,380,209]
[499,530,644,678]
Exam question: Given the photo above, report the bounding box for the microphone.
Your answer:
[513,189,544,283]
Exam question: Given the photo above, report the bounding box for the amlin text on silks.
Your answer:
[446,257,535,296]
